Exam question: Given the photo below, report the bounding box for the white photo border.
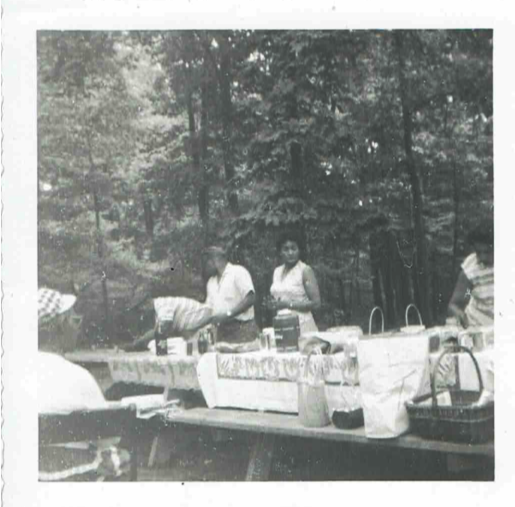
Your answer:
[2,1,515,506]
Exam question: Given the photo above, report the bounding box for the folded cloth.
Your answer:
[299,327,362,355]
[215,339,261,354]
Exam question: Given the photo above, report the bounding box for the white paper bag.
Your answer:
[358,335,431,438]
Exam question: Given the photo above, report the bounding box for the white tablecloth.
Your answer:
[107,352,200,390]
[197,347,494,414]
[197,351,361,414]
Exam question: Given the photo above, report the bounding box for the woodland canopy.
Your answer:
[37,29,493,345]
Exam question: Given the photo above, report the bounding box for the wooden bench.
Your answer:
[40,405,140,481]
[151,407,494,480]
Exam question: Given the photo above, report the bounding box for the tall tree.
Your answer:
[38,31,141,341]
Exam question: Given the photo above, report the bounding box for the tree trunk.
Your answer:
[394,31,432,326]
[348,238,361,322]
[369,232,384,312]
[290,141,303,182]
[199,78,210,239]
[143,198,154,237]
[452,158,461,277]
[394,235,413,321]
[86,132,110,342]
[218,36,239,216]
[338,278,347,321]
[92,187,110,340]
[184,59,202,195]
[431,248,442,324]
[378,230,396,328]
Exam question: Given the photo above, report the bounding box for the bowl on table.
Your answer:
[332,408,365,430]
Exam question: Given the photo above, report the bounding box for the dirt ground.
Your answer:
[88,364,493,482]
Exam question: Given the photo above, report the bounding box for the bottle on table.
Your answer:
[155,325,168,356]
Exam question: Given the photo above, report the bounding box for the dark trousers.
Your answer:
[216,319,259,343]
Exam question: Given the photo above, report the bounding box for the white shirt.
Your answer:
[206,262,255,321]
[38,352,107,414]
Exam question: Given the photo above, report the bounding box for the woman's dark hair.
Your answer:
[276,231,306,259]
[467,221,494,248]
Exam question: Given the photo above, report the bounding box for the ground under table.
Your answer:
[153,407,494,480]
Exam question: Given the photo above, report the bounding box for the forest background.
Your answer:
[37,29,493,347]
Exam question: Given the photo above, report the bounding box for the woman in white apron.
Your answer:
[267,232,321,335]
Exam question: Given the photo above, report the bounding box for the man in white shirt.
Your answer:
[203,246,259,343]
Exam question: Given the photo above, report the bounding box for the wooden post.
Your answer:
[246,433,276,481]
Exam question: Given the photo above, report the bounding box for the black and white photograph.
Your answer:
[2,1,515,505]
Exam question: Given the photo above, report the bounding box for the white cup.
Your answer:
[263,327,276,351]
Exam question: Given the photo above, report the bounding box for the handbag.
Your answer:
[297,348,331,428]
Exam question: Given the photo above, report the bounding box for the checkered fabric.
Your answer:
[38,288,76,324]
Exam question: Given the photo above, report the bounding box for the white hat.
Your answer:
[38,288,76,324]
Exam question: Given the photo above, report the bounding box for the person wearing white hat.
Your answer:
[38,288,133,482]
[38,288,107,414]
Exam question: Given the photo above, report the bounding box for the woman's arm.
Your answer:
[448,270,473,328]
[300,265,321,311]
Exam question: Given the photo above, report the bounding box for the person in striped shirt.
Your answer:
[448,222,494,328]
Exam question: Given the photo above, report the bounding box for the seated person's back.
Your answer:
[38,351,107,413]
[38,288,126,481]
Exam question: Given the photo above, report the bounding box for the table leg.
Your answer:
[245,433,276,481]
[148,427,176,468]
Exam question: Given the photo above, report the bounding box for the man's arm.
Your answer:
[210,291,255,325]
[230,290,255,317]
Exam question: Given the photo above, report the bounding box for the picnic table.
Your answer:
[154,406,494,480]
[66,349,494,480]
[66,345,493,413]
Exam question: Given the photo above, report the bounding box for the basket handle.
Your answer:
[405,304,423,327]
[431,344,484,408]
[368,306,384,335]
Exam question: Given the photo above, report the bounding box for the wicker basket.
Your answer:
[406,345,494,444]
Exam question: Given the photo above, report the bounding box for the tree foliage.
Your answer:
[38,30,493,343]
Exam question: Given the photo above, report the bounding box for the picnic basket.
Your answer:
[406,344,494,444]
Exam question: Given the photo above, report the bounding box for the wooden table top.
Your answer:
[65,349,129,363]
[163,407,494,457]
